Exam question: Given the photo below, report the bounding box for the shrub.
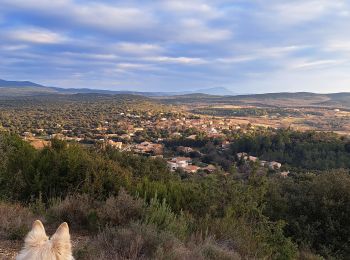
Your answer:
[98,188,144,226]
[47,194,98,231]
[197,238,241,260]
[144,195,189,240]
[0,201,35,240]
[74,222,184,260]
[75,224,242,260]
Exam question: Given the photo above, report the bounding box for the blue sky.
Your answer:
[1,0,350,93]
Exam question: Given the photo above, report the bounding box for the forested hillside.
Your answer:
[1,132,349,259]
[229,130,350,170]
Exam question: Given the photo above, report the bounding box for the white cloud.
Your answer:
[0,44,28,51]
[325,40,350,53]
[175,18,231,43]
[144,56,207,65]
[116,63,151,70]
[62,52,119,61]
[217,55,256,64]
[217,45,309,64]
[73,4,155,30]
[289,59,345,70]
[6,28,66,44]
[268,0,346,25]
[115,42,163,55]
[161,0,220,19]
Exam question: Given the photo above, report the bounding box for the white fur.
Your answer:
[16,220,74,260]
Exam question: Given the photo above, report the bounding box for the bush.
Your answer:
[198,238,241,260]
[75,222,184,260]
[144,195,189,240]
[75,223,242,260]
[98,188,144,226]
[47,194,98,231]
[0,201,35,240]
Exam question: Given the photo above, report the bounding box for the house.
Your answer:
[221,141,231,149]
[167,161,178,171]
[186,135,197,140]
[280,171,289,177]
[183,165,200,173]
[248,156,258,162]
[269,161,282,170]
[107,140,123,149]
[167,157,192,171]
[134,142,163,155]
[177,146,194,153]
[202,164,216,173]
[260,160,267,167]
[237,152,248,160]
[208,127,218,134]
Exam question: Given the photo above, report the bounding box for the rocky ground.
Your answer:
[0,240,21,260]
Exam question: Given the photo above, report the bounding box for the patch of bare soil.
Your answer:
[0,240,21,260]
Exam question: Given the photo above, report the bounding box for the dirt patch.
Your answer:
[0,240,21,260]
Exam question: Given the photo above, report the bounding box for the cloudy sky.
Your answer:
[1,0,350,93]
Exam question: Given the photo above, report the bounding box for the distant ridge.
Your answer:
[0,79,349,109]
[0,78,234,96]
[0,79,44,88]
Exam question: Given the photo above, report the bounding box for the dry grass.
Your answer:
[74,223,241,260]
[47,194,97,231]
[98,188,144,226]
[0,201,35,240]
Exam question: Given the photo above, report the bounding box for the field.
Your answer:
[158,93,350,135]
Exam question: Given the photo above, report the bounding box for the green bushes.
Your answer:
[144,195,189,240]
[1,132,349,259]
[230,129,350,170]
[265,171,350,259]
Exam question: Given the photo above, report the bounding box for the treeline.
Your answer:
[192,107,304,118]
[230,129,350,170]
[1,132,350,259]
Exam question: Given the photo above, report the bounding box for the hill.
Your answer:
[0,79,234,97]
[158,92,350,109]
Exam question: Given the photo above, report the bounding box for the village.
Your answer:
[20,112,287,177]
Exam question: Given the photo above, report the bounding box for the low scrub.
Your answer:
[75,223,241,260]
[0,201,35,240]
[47,194,98,231]
[47,189,144,232]
[98,188,144,226]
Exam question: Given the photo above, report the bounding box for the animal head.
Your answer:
[16,220,74,260]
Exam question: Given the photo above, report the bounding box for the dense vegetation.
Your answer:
[192,107,304,118]
[229,130,350,170]
[1,132,349,259]
[0,94,177,136]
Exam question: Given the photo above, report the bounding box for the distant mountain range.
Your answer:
[0,79,235,96]
[0,79,349,108]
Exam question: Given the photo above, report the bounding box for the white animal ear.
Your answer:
[24,220,48,247]
[51,222,73,259]
[52,222,71,242]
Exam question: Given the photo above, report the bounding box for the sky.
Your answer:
[1,0,350,93]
